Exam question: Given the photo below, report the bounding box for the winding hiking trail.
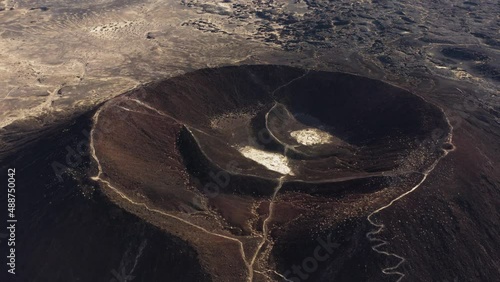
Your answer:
[366,114,455,281]
[90,80,454,281]
[250,175,287,280]
[90,96,298,281]
[89,101,256,281]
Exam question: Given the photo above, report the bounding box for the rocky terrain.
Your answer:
[0,1,499,282]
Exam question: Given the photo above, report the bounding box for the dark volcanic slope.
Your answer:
[90,65,455,281]
[0,113,209,282]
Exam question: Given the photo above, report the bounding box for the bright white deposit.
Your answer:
[290,128,333,146]
[238,146,291,175]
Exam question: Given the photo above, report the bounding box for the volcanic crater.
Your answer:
[90,65,452,281]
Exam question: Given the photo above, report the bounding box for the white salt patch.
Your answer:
[238,146,291,175]
[290,128,333,146]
